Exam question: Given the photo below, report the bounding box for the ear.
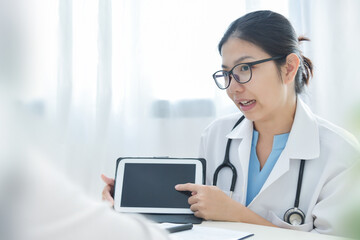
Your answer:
[282,53,300,84]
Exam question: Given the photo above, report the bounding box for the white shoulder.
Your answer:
[198,112,243,159]
[315,115,360,167]
[316,116,360,151]
[202,112,243,136]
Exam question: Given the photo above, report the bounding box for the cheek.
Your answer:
[226,88,234,101]
[226,88,231,98]
[226,88,238,105]
[252,72,283,100]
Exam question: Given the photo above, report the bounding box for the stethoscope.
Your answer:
[213,116,306,226]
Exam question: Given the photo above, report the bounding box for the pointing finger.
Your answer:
[175,183,201,192]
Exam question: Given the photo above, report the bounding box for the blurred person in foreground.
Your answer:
[0,1,169,239]
[0,110,169,240]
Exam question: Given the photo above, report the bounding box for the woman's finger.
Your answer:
[102,185,114,205]
[188,195,199,205]
[101,174,115,186]
[175,183,201,192]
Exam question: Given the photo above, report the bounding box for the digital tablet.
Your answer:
[113,157,205,214]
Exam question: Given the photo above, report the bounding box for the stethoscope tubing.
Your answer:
[294,160,305,208]
[213,116,245,193]
[212,115,306,225]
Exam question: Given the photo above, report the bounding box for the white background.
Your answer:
[1,0,360,199]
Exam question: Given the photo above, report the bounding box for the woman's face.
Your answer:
[221,37,291,124]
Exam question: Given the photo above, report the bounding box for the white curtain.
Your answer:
[6,0,360,198]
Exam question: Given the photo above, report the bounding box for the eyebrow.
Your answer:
[221,56,255,69]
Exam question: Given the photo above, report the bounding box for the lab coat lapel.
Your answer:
[285,98,320,160]
[226,117,253,204]
[253,98,320,202]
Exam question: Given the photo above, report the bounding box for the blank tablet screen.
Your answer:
[121,163,195,208]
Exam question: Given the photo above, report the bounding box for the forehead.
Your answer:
[220,38,269,68]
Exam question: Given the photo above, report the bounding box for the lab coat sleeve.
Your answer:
[310,168,349,235]
[198,131,206,160]
[310,155,360,236]
[198,127,213,186]
[13,158,170,240]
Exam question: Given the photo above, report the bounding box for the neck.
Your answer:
[254,96,297,137]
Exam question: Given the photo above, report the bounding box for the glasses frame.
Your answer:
[212,55,286,89]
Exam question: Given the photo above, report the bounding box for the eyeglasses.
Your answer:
[212,55,286,90]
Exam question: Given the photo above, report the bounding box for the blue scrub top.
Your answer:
[246,130,289,206]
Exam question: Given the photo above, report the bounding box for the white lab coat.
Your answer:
[199,98,360,235]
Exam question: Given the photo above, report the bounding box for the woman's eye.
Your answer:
[240,65,250,71]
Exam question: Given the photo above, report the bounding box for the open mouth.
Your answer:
[239,100,256,106]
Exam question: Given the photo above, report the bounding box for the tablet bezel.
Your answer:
[113,157,204,214]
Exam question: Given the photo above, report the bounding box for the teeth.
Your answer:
[240,100,255,105]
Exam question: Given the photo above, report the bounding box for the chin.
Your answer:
[237,107,252,120]
[240,112,260,123]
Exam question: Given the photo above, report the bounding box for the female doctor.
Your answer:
[174,10,360,235]
[102,10,360,235]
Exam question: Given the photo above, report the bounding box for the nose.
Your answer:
[227,76,245,94]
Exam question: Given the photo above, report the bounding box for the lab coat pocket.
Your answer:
[268,211,313,232]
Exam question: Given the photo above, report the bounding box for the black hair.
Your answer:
[218,10,313,94]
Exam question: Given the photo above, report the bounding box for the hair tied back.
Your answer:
[298,36,310,43]
[297,36,313,86]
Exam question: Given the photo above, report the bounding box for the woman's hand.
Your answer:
[175,183,242,221]
[101,174,114,206]
[175,183,278,227]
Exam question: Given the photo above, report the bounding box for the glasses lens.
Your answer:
[232,64,251,83]
[213,70,230,89]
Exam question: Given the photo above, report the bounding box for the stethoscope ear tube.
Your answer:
[212,163,222,187]
[213,160,238,193]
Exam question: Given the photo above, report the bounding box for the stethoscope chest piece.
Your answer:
[283,207,305,225]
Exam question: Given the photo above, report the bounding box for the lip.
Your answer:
[237,99,256,112]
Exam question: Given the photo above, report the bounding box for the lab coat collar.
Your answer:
[286,98,320,160]
[225,97,320,160]
[226,115,253,140]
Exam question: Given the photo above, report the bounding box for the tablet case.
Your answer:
[114,157,206,224]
